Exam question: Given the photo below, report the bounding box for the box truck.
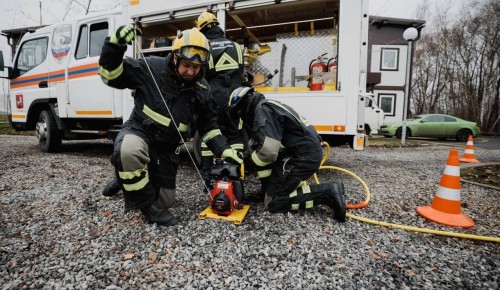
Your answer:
[0,0,383,153]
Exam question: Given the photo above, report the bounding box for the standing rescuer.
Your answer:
[227,86,346,222]
[196,11,247,190]
[98,25,242,226]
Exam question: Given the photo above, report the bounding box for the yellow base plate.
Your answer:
[198,205,250,225]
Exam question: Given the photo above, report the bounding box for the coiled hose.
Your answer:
[314,142,500,243]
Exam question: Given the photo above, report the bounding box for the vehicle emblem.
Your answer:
[52,24,72,63]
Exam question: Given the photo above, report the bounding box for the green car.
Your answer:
[379,114,480,142]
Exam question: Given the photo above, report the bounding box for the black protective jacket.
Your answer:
[99,39,229,156]
[205,26,245,109]
[243,92,323,168]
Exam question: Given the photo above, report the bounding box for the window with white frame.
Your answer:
[380,48,399,71]
[378,93,396,116]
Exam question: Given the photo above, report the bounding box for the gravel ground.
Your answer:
[1,135,499,289]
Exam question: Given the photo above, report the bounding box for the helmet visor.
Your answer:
[177,46,210,64]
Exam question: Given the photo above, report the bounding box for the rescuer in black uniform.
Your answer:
[227,86,346,222]
[196,11,246,190]
[99,25,243,226]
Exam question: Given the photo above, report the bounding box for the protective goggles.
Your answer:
[176,46,210,64]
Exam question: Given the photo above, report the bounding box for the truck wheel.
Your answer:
[192,131,202,168]
[36,110,62,152]
[364,124,371,137]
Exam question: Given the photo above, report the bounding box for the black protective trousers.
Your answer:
[110,120,179,209]
[265,148,323,208]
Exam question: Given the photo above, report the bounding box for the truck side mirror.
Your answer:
[0,51,4,71]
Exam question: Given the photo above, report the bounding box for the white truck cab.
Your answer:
[0,9,131,152]
[364,94,385,135]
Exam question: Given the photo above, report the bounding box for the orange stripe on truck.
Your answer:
[68,63,99,80]
[76,111,113,115]
[10,69,66,89]
[11,114,26,119]
[314,125,346,132]
[314,125,334,132]
[68,63,98,72]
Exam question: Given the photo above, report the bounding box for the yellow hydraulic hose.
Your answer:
[315,165,370,209]
[347,213,500,242]
[320,141,330,166]
[315,142,371,209]
[315,141,500,243]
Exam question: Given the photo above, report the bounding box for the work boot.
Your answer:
[243,188,265,204]
[323,181,346,222]
[243,178,267,204]
[102,178,121,197]
[140,201,177,226]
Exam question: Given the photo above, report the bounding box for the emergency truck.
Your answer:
[0,0,383,153]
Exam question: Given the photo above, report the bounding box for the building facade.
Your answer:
[367,16,425,123]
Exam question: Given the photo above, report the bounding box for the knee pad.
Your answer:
[120,134,150,171]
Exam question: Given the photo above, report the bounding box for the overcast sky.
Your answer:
[0,0,464,64]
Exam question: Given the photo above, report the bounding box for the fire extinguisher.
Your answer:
[308,53,327,91]
[327,56,337,72]
[324,56,338,90]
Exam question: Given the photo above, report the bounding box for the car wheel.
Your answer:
[36,110,62,152]
[456,129,472,142]
[395,127,410,139]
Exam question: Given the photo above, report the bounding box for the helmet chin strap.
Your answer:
[172,54,182,79]
[136,41,210,193]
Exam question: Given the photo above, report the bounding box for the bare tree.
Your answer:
[61,0,122,21]
[412,34,448,114]
[411,0,500,133]
[478,0,500,133]
[450,0,500,132]
[412,1,453,115]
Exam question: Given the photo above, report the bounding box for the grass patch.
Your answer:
[0,114,35,136]
[367,136,423,148]
[462,165,500,188]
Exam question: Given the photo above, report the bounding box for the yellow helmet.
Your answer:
[196,11,219,30]
[171,28,211,64]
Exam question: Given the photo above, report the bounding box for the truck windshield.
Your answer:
[16,37,48,76]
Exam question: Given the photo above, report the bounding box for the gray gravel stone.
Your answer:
[0,135,499,289]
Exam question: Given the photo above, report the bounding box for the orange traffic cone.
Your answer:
[416,149,474,228]
[459,135,479,163]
